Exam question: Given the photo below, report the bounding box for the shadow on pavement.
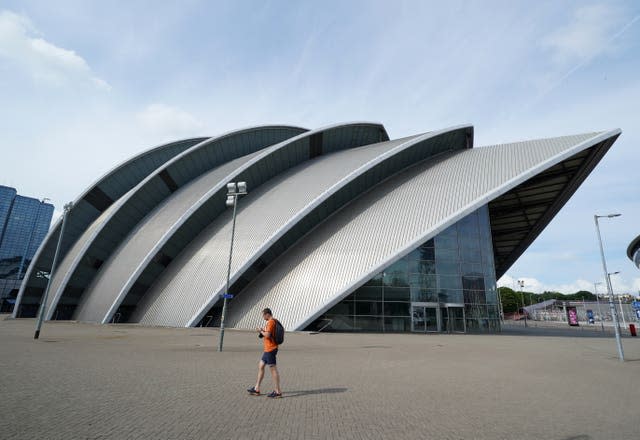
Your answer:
[283,387,348,398]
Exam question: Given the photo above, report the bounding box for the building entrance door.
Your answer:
[411,303,465,333]
[411,303,439,333]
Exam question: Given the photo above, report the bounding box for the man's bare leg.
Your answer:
[269,365,281,394]
[254,360,265,392]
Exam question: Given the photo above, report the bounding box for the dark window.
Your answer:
[159,170,179,192]
[309,133,323,158]
[84,186,113,212]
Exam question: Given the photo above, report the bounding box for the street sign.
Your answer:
[222,293,234,299]
[567,306,579,326]
[631,301,640,310]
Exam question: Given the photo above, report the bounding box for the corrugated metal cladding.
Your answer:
[43,126,307,321]
[14,137,206,318]
[132,126,470,327]
[21,122,620,331]
[227,130,620,331]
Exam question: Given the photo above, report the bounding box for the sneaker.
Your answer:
[266,391,282,398]
[247,387,260,396]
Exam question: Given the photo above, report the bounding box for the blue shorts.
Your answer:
[261,349,278,365]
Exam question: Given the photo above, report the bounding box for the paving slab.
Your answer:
[1,316,639,440]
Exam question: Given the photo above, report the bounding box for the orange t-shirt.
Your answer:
[263,319,278,352]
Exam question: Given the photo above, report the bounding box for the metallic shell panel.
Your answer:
[123,123,388,325]
[49,126,306,319]
[132,126,471,327]
[226,131,618,331]
[43,197,128,319]
[13,137,206,317]
[73,123,385,324]
[73,152,262,322]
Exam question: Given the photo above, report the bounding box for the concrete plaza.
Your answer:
[1,316,639,440]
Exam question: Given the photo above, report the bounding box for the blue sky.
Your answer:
[0,1,638,294]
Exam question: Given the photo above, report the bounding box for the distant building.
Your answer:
[627,235,640,270]
[0,185,54,311]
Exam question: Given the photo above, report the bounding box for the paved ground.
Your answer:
[1,316,639,440]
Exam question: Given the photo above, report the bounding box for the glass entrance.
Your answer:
[411,303,465,333]
[411,304,439,332]
[411,306,425,332]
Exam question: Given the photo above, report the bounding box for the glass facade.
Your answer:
[306,205,500,333]
[0,185,54,310]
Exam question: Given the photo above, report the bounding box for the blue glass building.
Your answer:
[0,185,54,311]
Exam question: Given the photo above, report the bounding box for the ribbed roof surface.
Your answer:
[226,131,618,330]
[130,126,471,327]
[44,192,131,318]
[15,121,620,331]
[14,137,206,316]
[72,152,263,322]
[43,126,306,320]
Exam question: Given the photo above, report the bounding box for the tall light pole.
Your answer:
[594,214,624,361]
[217,181,247,352]
[518,279,527,328]
[34,202,73,340]
[593,281,604,332]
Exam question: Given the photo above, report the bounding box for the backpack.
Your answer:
[272,319,285,345]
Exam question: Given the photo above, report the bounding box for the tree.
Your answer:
[498,287,520,313]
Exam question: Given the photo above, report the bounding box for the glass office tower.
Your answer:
[306,206,499,333]
[0,185,54,311]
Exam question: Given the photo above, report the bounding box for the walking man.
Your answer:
[247,308,282,398]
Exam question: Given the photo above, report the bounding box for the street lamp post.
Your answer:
[518,279,527,328]
[594,214,624,361]
[34,202,73,340]
[217,181,247,352]
[593,281,604,332]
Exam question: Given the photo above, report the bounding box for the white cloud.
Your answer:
[542,4,622,64]
[499,274,640,296]
[0,10,110,89]
[136,103,203,138]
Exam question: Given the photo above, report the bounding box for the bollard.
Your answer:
[629,324,637,337]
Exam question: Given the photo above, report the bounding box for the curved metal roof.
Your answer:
[43,126,306,320]
[67,122,386,323]
[126,125,471,327]
[225,130,620,331]
[13,136,207,317]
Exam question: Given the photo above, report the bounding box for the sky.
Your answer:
[0,0,638,295]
